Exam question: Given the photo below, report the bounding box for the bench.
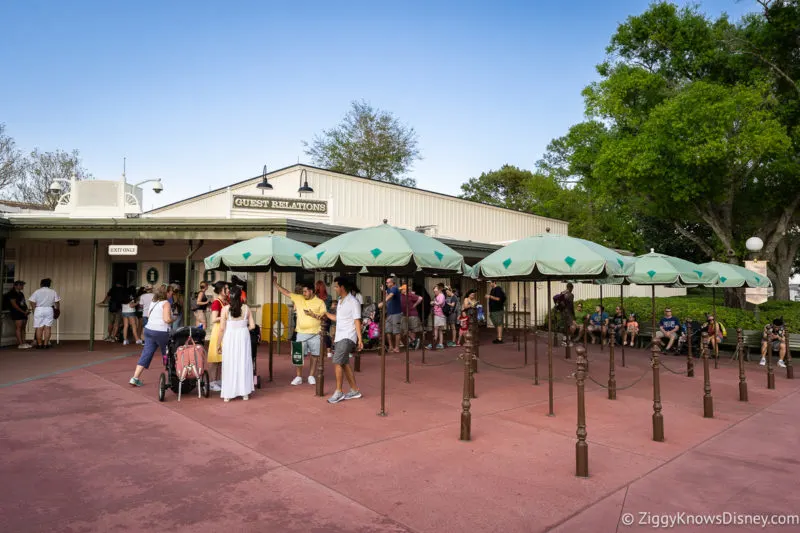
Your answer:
[724,330,799,361]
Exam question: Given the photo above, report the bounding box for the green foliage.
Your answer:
[459,165,538,212]
[303,100,420,187]
[575,295,800,333]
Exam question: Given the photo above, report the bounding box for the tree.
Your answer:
[304,100,421,187]
[0,124,22,196]
[16,149,90,209]
[460,165,538,212]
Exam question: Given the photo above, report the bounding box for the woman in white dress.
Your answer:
[217,285,255,402]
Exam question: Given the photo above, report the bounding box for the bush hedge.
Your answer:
[571,295,800,333]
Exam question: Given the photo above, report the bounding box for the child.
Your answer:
[457,309,470,345]
[626,313,639,347]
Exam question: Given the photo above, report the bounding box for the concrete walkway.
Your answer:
[1,334,797,532]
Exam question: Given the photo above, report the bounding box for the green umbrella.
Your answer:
[302,221,465,275]
[204,235,311,272]
[204,235,313,385]
[473,234,635,280]
[700,261,771,289]
[302,221,465,418]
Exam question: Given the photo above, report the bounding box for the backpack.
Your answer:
[442,298,454,317]
[553,292,566,309]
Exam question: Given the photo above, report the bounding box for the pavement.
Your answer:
[0,332,798,532]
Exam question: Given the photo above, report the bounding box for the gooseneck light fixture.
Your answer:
[298,168,314,195]
[256,164,273,193]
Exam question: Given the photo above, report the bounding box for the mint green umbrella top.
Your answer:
[700,261,771,288]
[204,235,312,272]
[473,234,635,280]
[302,222,465,275]
[627,251,718,286]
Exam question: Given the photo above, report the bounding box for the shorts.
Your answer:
[386,313,402,335]
[122,312,137,318]
[33,307,54,328]
[446,312,458,326]
[109,311,122,326]
[764,339,782,352]
[296,332,321,357]
[433,315,446,328]
[402,315,422,333]
[10,310,27,322]
[561,312,576,327]
[137,328,170,369]
[489,311,505,327]
[656,331,677,341]
[333,339,356,365]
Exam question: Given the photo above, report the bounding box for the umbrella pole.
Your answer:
[524,282,528,366]
[277,282,282,362]
[269,268,274,382]
[651,285,656,347]
[379,276,387,417]
[547,280,554,416]
[712,287,718,367]
[516,282,521,351]
[533,282,539,385]
[620,284,626,367]
[405,276,410,384]
[599,285,605,352]
[421,280,427,364]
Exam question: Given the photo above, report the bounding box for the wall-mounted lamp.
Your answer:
[256,164,273,193]
[152,239,166,247]
[298,168,314,195]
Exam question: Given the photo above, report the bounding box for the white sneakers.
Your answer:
[308,375,316,385]
[760,358,767,366]
[291,376,303,386]
[778,360,787,368]
[209,381,222,392]
[18,343,31,350]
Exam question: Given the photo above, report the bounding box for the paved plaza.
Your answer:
[1,334,798,532]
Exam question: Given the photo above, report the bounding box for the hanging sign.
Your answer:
[109,245,138,256]
[146,267,160,284]
[232,195,328,214]
[203,270,217,283]
[745,261,769,305]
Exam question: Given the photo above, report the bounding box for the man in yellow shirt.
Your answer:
[273,277,327,386]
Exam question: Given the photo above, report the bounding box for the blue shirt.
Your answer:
[660,316,680,331]
[386,286,401,316]
[590,312,609,326]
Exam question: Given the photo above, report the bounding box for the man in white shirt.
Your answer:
[319,276,363,404]
[28,278,61,349]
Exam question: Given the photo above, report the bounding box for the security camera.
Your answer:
[152,180,163,194]
[48,181,63,195]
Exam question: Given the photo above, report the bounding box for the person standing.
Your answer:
[194,281,210,329]
[4,280,31,349]
[28,278,60,349]
[384,277,402,353]
[557,283,577,345]
[217,286,255,402]
[129,284,174,387]
[169,284,183,332]
[400,284,422,350]
[120,286,142,346]
[445,286,460,347]
[139,285,154,331]
[100,281,128,342]
[486,281,507,344]
[207,281,229,392]
[427,283,447,350]
[322,276,363,404]
[274,277,327,386]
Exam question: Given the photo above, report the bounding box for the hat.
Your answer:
[13,280,25,286]
[143,284,153,291]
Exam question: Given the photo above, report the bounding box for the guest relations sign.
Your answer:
[232,195,328,214]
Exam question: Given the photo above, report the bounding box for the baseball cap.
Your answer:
[13,280,25,286]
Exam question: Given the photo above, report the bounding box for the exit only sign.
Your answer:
[109,245,138,256]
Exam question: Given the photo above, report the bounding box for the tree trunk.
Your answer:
[769,260,791,301]
[723,287,747,309]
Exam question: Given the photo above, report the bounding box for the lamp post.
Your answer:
[746,237,765,322]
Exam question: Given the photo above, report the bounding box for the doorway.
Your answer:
[168,263,186,288]
[112,262,138,289]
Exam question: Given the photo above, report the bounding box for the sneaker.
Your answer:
[123,340,130,346]
[223,398,230,403]
[425,344,433,350]
[129,377,143,387]
[209,382,222,392]
[778,360,787,368]
[760,358,767,366]
[242,395,249,401]
[136,340,144,345]
[291,376,303,386]
[327,352,333,358]
[344,390,362,400]
[446,341,457,347]
[307,375,316,385]
[327,390,345,404]
[436,344,445,350]
[18,344,31,350]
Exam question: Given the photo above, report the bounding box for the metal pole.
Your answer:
[404,276,410,384]
[269,268,274,381]
[469,307,476,400]
[737,328,748,401]
[0,239,5,348]
[547,280,554,417]
[315,319,325,397]
[420,280,427,364]
[599,284,605,353]
[702,332,713,418]
[379,280,387,416]
[575,345,589,477]
[712,287,719,368]
[523,282,528,365]
[89,240,98,351]
[183,240,202,327]
[620,285,625,367]
[608,329,616,400]
[277,284,282,358]
[515,283,520,349]
[651,285,656,347]
[460,314,474,441]
[687,322,695,377]
[651,341,664,442]
[533,282,539,385]
[767,337,775,390]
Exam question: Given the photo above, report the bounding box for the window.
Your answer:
[3,261,15,295]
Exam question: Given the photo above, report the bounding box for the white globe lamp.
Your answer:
[746,237,763,253]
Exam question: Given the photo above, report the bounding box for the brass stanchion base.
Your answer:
[703,396,714,418]
[354,354,361,372]
[652,414,664,442]
[739,382,748,402]
[460,412,471,441]
[768,374,775,389]
[576,442,589,478]
[787,366,794,380]
[608,383,616,400]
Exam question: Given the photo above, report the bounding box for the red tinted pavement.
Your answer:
[1,334,798,532]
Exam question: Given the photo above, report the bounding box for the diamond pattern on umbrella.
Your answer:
[647,270,657,279]
[434,250,444,261]
[617,258,624,268]
[294,253,302,261]
[316,251,326,260]
[370,248,383,258]
[502,258,512,269]
[564,256,576,267]
[720,276,727,283]
[693,270,703,279]
[242,252,252,260]
[755,276,761,283]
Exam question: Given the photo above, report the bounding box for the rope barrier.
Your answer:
[584,365,652,391]
[479,358,530,370]
[659,359,689,375]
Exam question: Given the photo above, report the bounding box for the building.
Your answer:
[0,164,682,346]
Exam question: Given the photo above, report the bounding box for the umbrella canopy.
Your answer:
[473,233,635,280]
[301,222,465,275]
[627,251,719,286]
[204,235,312,272]
[700,261,772,288]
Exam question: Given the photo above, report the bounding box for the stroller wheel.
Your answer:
[200,370,210,398]
[158,373,167,402]
[256,375,262,389]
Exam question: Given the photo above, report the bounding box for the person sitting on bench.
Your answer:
[656,307,680,353]
[761,318,787,368]
[587,305,608,344]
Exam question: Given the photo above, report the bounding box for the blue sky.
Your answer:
[1,0,758,210]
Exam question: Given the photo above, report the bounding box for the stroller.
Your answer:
[158,326,210,402]
[251,324,262,389]
[361,302,381,350]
